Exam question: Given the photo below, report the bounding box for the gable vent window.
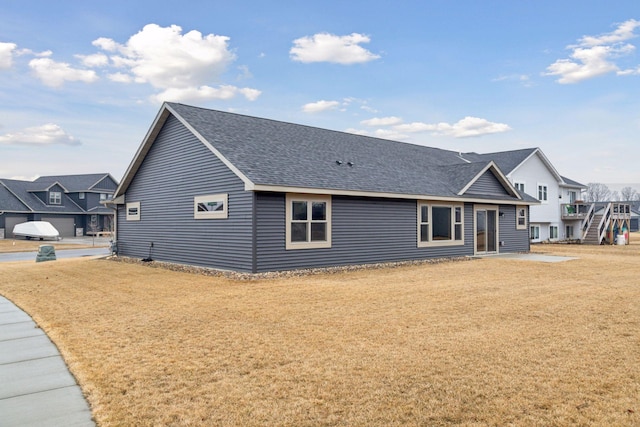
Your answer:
[49,191,62,205]
[79,192,85,200]
[286,194,331,250]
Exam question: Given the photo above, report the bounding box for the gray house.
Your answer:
[0,174,118,238]
[112,102,538,273]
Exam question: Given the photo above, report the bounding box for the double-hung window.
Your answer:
[537,184,548,202]
[286,194,331,249]
[516,206,527,230]
[418,202,464,247]
[530,225,540,240]
[550,225,558,240]
[49,191,61,205]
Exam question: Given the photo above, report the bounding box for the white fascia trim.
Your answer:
[249,184,538,206]
[457,161,521,199]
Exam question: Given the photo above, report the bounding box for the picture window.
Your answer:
[418,202,464,247]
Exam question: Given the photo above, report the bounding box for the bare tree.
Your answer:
[611,190,620,202]
[585,183,611,202]
[620,186,638,201]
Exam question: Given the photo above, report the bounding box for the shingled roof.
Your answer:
[0,173,116,214]
[117,102,538,204]
[33,173,116,193]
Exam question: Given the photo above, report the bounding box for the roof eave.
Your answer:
[250,183,537,205]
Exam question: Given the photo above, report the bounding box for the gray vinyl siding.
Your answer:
[498,205,530,253]
[94,176,118,191]
[255,193,475,272]
[466,170,509,197]
[117,115,254,272]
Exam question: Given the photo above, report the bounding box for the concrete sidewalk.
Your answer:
[0,296,94,426]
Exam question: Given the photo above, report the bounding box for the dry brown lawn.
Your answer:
[1,236,639,426]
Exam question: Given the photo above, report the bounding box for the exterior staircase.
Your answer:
[573,202,631,245]
[582,213,603,245]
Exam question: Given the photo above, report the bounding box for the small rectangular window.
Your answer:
[126,202,140,221]
[79,192,85,200]
[194,194,228,219]
[49,191,61,205]
[514,182,525,192]
[566,225,574,239]
[550,225,558,240]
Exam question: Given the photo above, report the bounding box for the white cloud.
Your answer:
[150,85,261,103]
[393,122,434,133]
[545,19,640,84]
[0,123,80,146]
[28,57,98,87]
[420,117,511,138]
[302,100,341,113]
[76,52,109,67]
[0,42,17,69]
[372,129,409,140]
[290,32,380,64]
[360,116,403,126]
[107,72,133,83]
[92,24,260,103]
[579,19,640,47]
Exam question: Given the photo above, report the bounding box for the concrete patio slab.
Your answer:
[478,253,578,263]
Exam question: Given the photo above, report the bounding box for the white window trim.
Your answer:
[514,181,525,193]
[126,201,141,221]
[537,183,548,203]
[530,224,540,240]
[194,194,228,219]
[516,206,527,230]
[549,225,559,240]
[49,191,61,205]
[417,202,464,247]
[286,193,332,250]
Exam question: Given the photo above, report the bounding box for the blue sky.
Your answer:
[1,1,638,186]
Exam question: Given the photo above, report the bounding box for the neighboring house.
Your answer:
[0,174,118,238]
[463,148,587,243]
[111,102,538,273]
[630,208,639,232]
